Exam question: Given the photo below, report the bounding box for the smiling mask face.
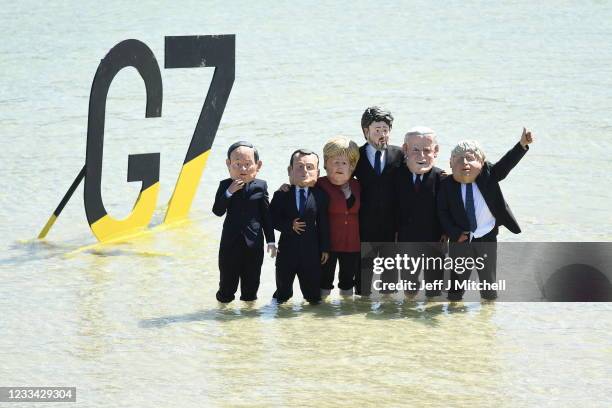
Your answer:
[403,133,439,175]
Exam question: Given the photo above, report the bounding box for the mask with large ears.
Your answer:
[226,146,262,183]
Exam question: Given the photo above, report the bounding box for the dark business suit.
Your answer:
[353,143,403,295]
[270,186,330,303]
[437,142,529,300]
[395,165,446,296]
[212,178,275,302]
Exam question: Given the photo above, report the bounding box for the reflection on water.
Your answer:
[139,298,463,328]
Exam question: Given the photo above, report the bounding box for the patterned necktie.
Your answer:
[414,174,422,193]
[374,150,382,176]
[299,188,306,216]
[465,183,477,232]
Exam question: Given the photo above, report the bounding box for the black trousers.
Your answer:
[448,228,498,301]
[321,251,360,291]
[360,243,398,296]
[400,242,445,297]
[273,256,321,304]
[216,237,264,303]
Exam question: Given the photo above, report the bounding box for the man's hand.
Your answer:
[457,233,469,243]
[292,218,306,234]
[277,183,291,192]
[228,179,245,194]
[267,243,277,258]
[520,127,534,149]
[321,252,329,264]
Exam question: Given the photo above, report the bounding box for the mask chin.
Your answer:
[408,162,430,174]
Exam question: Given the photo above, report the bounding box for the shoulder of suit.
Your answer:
[272,187,289,198]
[220,178,232,187]
[252,178,268,189]
[440,174,456,187]
[480,162,494,176]
[317,176,330,186]
[431,166,445,177]
[388,145,404,163]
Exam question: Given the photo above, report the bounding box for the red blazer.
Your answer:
[317,176,361,252]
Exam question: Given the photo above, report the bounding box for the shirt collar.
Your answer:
[366,143,384,156]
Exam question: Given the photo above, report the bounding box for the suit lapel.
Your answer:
[305,188,316,215]
[360,143,377,177]
[382,148,393,175]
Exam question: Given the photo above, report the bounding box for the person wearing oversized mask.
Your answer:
[353,106,404,296]
[270,149,330,305]
[212,141,276,303]
[438,128,535,301]
[395,127,447,299]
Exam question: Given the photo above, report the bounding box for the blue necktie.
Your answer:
[465,183,477,233]
[374,150,382,176]
[298,188,306,216]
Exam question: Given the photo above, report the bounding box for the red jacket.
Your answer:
[317,176,361,252]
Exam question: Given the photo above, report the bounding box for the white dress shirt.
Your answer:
[365,143,386,171]
[461,182,496,239]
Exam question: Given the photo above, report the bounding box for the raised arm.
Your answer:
[491,127,534,182]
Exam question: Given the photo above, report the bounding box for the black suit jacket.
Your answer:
[353,143,404,242]
[437,142,529,242]
[395,166,446,242]
[269,186,330,267]
[212,178,275,248]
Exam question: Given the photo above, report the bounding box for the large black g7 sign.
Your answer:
[38,35,235,242]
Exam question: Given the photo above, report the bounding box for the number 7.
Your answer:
[163,35,235,224]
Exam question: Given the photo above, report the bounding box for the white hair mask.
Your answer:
[451,140,486,162]
[404,126,437,144]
